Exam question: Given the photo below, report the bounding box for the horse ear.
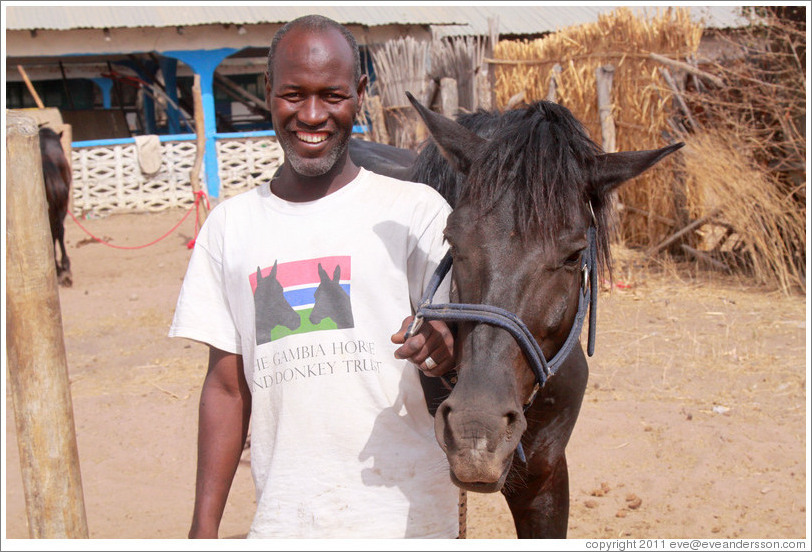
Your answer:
[332,265,341,282]
[317,263,328,282]
[256,266,263,281]
[270,260,278,279]
[406,91,485,175]
[592,142,684,195]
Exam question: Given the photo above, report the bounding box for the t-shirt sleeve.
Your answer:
[168,215,242,354]
[407,195,453,310]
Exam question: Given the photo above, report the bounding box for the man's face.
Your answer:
[266,27,366,178]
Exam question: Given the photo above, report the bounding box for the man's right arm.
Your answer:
[188,346,251,539]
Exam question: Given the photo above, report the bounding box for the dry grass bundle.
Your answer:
[680,129,805,293]
[492,7,702,247]
[369,37,429,148]
[683,10,805,180]
[429,35,489,111]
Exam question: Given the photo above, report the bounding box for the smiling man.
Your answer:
[170,15,460,539]
[266,19,364,192]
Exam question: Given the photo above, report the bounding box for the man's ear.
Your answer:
[356,74,368,112]
[264,73,272,109]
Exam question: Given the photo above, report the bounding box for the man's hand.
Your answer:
[391,316,454,377]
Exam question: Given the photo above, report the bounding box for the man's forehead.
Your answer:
[276,26,352,59]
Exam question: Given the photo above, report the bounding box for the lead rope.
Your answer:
[458,489,467,538]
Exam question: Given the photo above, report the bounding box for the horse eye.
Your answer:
[564,249,584,266]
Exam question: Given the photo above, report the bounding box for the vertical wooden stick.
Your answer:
[17,65,45,108]
[440,77,459,118]
[546,63,562,103]
[6,111,89,539]
[596,65,617,153]
[190,74,209,226]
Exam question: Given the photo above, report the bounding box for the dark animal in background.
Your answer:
[351,95,682,538]
[39,126,72,287]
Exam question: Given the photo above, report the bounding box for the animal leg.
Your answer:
[502,454,570,538]
[55,223,72,287]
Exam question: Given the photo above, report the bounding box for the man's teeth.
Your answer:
[298,133,327,144]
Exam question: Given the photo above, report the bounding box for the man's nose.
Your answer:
[298,96,328,126]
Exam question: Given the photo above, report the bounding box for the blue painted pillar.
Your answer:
[158,57,182,134]
[91,78,113,108]
[163,48,237,198]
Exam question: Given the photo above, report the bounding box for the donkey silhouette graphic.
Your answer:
[254,261,301,344]
[310,263,354,329]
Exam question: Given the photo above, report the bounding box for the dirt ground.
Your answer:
[4,208,809,542]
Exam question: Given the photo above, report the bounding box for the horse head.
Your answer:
[406,92,683,492]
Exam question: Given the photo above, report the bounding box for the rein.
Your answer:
[407,221,599,460]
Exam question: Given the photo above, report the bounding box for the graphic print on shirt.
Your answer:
[251,256,354,344]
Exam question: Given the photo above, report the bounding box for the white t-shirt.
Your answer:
[169,168,459,538]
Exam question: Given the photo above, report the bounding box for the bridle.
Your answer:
[406,213,599,461]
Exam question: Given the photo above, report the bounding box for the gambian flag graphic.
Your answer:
[250,256,353,344]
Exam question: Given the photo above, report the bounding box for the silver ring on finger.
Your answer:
[424,356,438,370]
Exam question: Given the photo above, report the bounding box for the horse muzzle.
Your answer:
[434,399,527,492]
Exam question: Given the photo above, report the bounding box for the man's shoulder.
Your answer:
[362,169,448,205]
[208,185,263,213]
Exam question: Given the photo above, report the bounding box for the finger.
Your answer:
[390,316,414,345]
[419,350,453,377]
[427,320,454,354]
[410,320,452,361]
[424,321,455,376]
[397,321,444,363]
[394,330,427,360]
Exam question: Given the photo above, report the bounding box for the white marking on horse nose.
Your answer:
[473,437,489,457]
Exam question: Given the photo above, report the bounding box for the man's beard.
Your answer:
[278,130,351,177]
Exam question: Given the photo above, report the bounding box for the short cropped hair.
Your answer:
[266,15,362,87]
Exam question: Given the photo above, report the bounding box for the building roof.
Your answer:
[4,4,753,35]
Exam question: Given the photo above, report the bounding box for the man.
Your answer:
[169,15,460,538]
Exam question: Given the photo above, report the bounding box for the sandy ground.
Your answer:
[3,208,809,543]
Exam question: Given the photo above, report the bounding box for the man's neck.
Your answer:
[271,156,361,202]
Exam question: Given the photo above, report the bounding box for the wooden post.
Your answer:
[440,77,459,118]
[475,71,491,111]
[546,63,562,103]
[6,111,89,538]
[596,65,617,153]
[366,95,390,145]
[190,74,209,227]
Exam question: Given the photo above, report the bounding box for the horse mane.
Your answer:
[411,101,615,278]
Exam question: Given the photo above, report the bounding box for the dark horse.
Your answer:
[39,127,72,287]
[350,94,682,538]
[254,261,301,345]
[310,263,354,329]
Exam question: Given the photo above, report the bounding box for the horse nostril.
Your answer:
[503,409,524,441]
[434,401,453,451]
[437,401,452,426]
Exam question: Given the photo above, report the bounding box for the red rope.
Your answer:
[67,191,209,250]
